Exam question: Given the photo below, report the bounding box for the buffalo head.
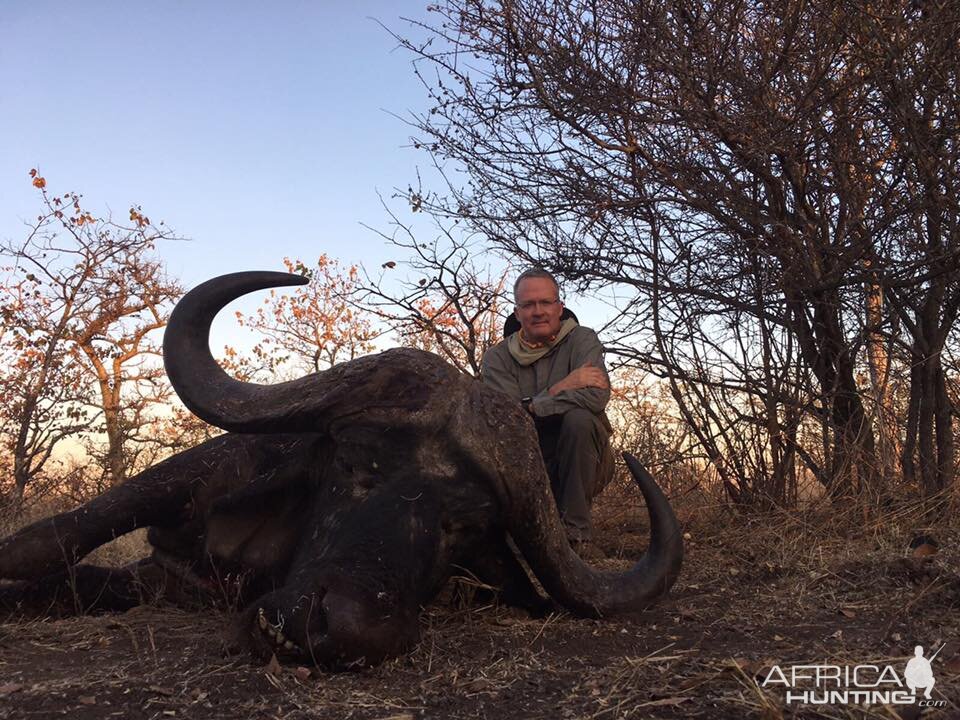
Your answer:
[0,271,683,670]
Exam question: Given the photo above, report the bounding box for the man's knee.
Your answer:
[559,408,600,440]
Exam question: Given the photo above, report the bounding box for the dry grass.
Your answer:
[81,528,152,568]
[1,484,959,719]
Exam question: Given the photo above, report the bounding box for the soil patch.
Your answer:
[1,495,958,719]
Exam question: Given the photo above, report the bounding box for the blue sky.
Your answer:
[1,2,440,291]
[0,2,626,355]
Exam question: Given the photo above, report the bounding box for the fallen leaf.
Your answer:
[0,684,22,695]
[463,678,493,693]
[293,666,312,681]
[265,653,282,676]
[838,608,857,618]
[78,696,96,705]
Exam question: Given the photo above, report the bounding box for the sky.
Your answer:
[0,1,449,342]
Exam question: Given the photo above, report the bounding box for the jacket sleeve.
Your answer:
[530,328,610,417]
[480,345,523,401]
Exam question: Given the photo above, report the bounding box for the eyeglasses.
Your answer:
[516,299,561,312]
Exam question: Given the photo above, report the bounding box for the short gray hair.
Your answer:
[513,268,560,302]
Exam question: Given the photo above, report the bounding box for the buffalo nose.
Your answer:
[307,589,418,670]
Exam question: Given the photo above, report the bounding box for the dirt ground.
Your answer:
[1,489,958,720]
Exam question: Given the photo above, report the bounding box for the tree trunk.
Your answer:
[786,292,877,495]
[103,405,127,486]
[902,356,921,488]
[865,278,898,485]
[934,362,953,493]
[910,347,954,496]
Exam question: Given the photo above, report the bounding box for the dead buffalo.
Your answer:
[0,272,683,669]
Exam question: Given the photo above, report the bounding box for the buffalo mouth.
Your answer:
[245,590,332,669]
[246,580,418,670]
[248,589,328,666]
[257,607,306,657]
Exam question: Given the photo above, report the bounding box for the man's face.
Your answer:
[515,277,563,344]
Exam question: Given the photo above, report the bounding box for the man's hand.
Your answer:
[548,360,609,396]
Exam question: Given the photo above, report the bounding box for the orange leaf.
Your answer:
[32,176,46,189]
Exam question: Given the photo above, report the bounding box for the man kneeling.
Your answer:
[481,269,613,559]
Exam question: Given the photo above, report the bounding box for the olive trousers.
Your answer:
[534,408,612,542]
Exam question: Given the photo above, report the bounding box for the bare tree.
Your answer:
[357,203,510,375]
[852,6,960,496]
[398,0,960,500]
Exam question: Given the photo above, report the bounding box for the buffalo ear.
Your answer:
[204,481,312,573]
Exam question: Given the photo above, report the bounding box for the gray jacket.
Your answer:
[480,325,610,419]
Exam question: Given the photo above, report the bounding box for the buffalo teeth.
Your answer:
[256,607,298,651]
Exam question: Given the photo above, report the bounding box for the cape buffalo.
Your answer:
[0,272,683,669]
